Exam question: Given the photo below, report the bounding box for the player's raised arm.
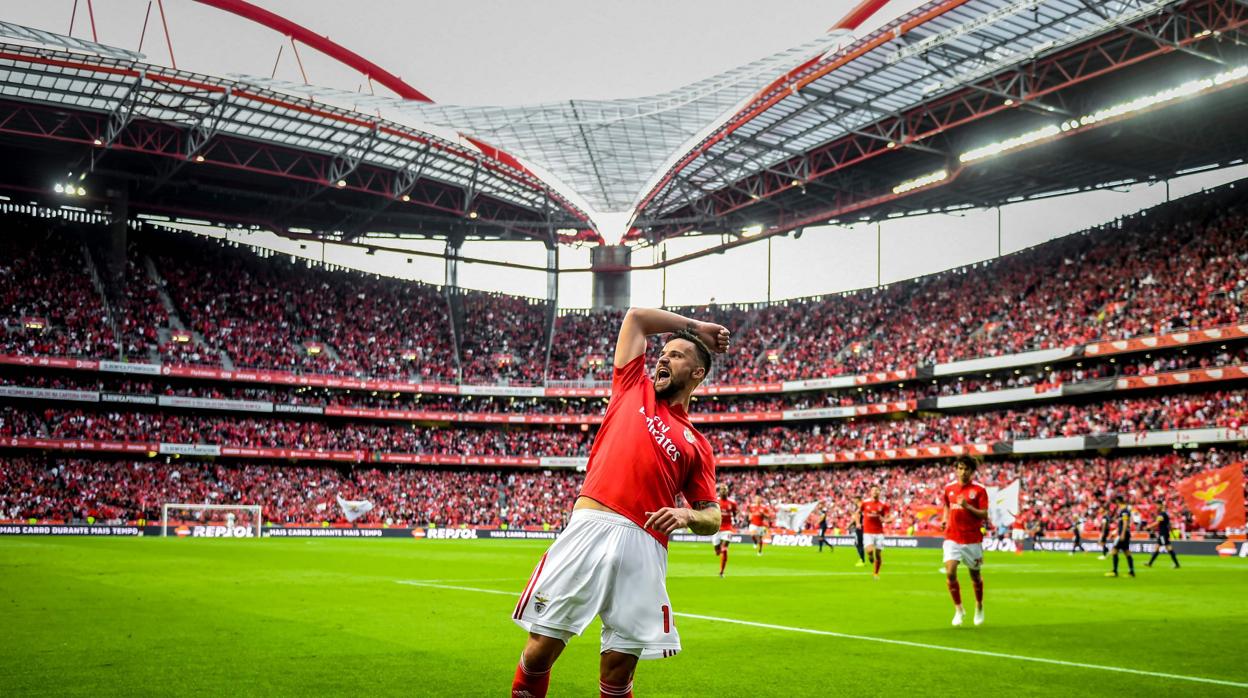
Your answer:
[614,307,730,369]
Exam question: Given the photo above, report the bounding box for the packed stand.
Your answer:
[105,248,169,363]
[0,457,579,528]
[546,309,625,382]
[147,231,456,380]
[457,291,549,384]
[0,226,116,360]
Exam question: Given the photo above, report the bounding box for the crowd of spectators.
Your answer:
[4,388,1243,457]
[2,449,1241,534]
[720,448,1244,535]
[546,309,624,382]
[704,390,1247,454]
[148,232,456,380]
[0,458,578,528]
[0,226,116,360]
[544,189,1247,384]
[2,187,1245,389]
[457,291,549,384]
[108,249,168,363]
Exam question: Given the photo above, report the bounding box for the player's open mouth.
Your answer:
[656,367,671,380]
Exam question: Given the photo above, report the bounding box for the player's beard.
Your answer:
[654,370,686,400]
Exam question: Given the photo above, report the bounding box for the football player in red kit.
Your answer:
[747,495,772,555]
[860,487,890,579]
[710,484,738,577]
[942,457,989,627]
[509,308,730,698]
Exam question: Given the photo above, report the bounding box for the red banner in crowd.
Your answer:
[910,503,945,535]
[1177,464,1246,530]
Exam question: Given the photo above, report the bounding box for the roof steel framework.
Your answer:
[0,0,1241,251]
[0,41,592,242]
[632,0,1248,242]
[634,0,1204,227]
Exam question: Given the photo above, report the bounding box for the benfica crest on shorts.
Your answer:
[533,593,549,614]
[683,428,696,444]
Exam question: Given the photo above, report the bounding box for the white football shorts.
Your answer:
[512,508,681,660]
[863,533,886,549]
[747,524,767,536]
[710,529,734,546]
[942,539,984,571]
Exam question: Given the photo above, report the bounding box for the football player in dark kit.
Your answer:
[1106,496,1136,578]
[850,497,866,566]
[816,506,832,553]
[1146,502,1181,569]
[1070,514,1084,554]
[1097,508,1113,560]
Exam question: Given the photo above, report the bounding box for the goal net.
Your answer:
[161,503,263,539]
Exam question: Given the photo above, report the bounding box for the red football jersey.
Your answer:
[579,355,716,546]
[943,481,989,544]
[860,500,889,534]
[747,503,771,526]
[718,498,738,531]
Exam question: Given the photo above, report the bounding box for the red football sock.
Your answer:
[600,679,633,697]
[719,549,728,575]
[512,660,550,698]
[946,577,962,605]
[972,576,984,605]
[873,553,882,575]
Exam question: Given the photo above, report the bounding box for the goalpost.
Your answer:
[161,503,263,538]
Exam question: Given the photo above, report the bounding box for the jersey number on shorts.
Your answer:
[661,605,671,633]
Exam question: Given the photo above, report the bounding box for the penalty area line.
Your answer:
[396,580,1247,689]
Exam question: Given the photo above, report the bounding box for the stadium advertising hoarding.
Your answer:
[0,524,144,536]
[0,525,1241,555]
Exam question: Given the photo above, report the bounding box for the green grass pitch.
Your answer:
[1,537,1245,696]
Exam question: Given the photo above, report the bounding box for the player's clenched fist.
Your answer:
[693,322,731,354]
[645,508,694,535]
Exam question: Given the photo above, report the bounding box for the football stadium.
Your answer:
[1,0,1247,695]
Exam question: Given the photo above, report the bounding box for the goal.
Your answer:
[161,503,263,538]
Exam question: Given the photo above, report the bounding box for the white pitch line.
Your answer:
[395,580,1248,689]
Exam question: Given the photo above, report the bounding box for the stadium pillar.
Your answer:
[876,221,882,288]
[542,242,558,378]
[767,237,772,303]
[546,245,558,306]
[444,236,466,379]
[997,206,1002,258]
[444,236,461,290]
[591,245,631,310]
[107,185,128,285]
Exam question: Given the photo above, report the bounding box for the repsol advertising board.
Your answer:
[0,524,142,536]
[264,527,389,538]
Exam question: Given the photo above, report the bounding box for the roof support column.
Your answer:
[591,245,631,311]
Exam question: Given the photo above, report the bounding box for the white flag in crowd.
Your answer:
[774,502,819,531]
[336,495,375,523]
[986,480,1020,530]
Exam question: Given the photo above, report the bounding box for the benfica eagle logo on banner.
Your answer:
[1177,464,1246,530]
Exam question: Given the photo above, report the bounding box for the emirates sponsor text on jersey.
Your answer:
[640,406,681,462]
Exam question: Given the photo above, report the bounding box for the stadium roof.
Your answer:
[1,0,1245,253]
[239,30,851,215]
[628,0,1248,249]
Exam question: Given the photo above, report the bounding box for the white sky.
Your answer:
[10,2,1246,307]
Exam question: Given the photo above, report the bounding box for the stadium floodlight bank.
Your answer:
[161,503,263,538]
